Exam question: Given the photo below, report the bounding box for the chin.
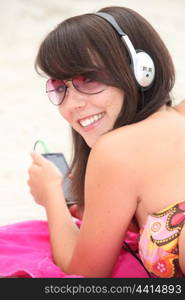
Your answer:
[84,139,95,148]
[82,135,98,148]
[81,121,115,147]
[84,131,109,148]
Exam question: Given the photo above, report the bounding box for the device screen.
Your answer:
[43,153,69,174]
[42,153,76,206]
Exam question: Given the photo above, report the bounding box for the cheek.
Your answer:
[115,91,124,112]
[58,106,70,122]
[117,98,124,114]
[104,88,124,107]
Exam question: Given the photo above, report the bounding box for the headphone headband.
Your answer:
[95,12,126,37]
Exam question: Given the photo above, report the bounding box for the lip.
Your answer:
[78,112,105,132]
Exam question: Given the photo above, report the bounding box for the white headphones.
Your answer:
[95,12,155,90]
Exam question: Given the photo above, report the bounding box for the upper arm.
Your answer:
[68,134,139,277]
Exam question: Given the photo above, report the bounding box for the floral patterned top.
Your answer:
[139,200,185,277]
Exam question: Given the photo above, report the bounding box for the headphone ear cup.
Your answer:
[133,51,155,88]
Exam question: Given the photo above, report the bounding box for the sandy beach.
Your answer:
[0,0,185,225]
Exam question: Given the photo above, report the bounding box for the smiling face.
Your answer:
[58,83,124,147]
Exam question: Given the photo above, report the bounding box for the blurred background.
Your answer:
[0,0,185,225]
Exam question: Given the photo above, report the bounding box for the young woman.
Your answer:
[28,6,185,278]
[0,6,184,278]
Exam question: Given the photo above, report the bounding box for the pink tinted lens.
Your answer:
[73,76,106,94]
[46,79,65,105]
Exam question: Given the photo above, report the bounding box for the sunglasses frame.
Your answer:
[46,76,107,105]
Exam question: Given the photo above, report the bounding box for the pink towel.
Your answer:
[0,220,149,278]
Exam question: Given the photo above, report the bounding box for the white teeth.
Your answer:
[79,113,104,127]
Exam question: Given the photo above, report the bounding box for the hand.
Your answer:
[27,152,63,207]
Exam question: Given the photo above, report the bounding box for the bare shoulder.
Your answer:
[85,122,145,203]
[87,122,149,191]
[88,109,180,178]
[90,119,152,165]
[89,125,138,170]
[94,105,185,155]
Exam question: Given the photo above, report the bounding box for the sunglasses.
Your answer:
[46,75,107,105]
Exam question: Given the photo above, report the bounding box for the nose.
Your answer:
[63,84,87,110]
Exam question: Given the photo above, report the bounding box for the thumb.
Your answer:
[30,151,46,165]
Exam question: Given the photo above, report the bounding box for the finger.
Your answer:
[30,151,47,166]
[28,164,41,175]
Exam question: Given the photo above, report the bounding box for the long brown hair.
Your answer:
[35,6,175,209]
